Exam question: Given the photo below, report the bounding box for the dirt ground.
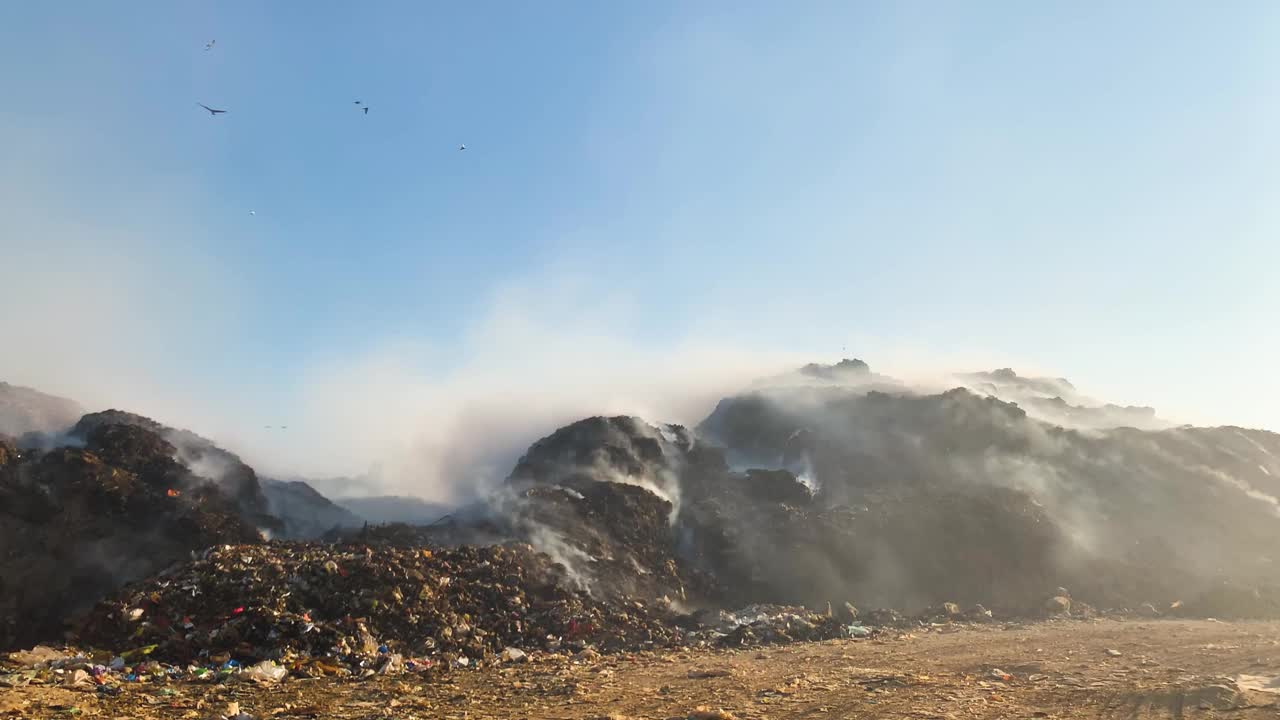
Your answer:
[7,619,1280,719]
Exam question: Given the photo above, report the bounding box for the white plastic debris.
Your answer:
[242,659,287,683]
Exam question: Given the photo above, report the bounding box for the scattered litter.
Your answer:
[7,646,68,668]
[499,647,528,664]
[242,660,287,683]
[845,624,872,638]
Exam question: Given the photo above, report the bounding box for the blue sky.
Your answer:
[2,2,1279,493]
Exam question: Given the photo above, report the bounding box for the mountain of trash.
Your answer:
[0,403,358,652]
[7,359,1280,661]
[75,543,693,669]
[694,366,1280,615]
[0,425,262,652]
[396,361,1280,619]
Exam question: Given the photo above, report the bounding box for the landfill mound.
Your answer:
[958,368,1170,430]
[696,365,1280,613]
[69,410,359,539]
[72,541,859,672]
[472,411,1068,613]
[11,358,1280,661]
[75,542,779,670]
[399,362,1280,619]
[383,417,710,602]
[72,411,281,532]
[0,403,402,653]
[0,428,262,652]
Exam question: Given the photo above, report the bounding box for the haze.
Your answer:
[2,2,1278,497]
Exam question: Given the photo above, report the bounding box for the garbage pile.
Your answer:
[75,542,690,672]
[477,412,1062,614]
[339,418,721,602]
[1,406,372,654]
[72,411,281,532]
[0,429,263,653]
[691,364,1280,614]
[691,604,864,646]
[498,417,701,601]
[14,357,1280,662]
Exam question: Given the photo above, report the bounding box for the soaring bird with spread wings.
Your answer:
[197,103,227,116]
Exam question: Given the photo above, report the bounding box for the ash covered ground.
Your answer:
[5,360,1280,680]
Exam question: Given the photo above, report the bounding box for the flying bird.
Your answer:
[197,103,226,116]
[363,107,369,115]
[248,210,256,216]
[205,40,215,51]
[354,100,362,105]
[459,144,467,151]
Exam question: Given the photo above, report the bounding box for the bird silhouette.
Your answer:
[459,144,467,151]
[354,100,362,105]
[197,103,227,116]
[363,107,369,115]
[205,40,215,51]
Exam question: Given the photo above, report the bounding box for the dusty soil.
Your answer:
[7,619,1280,719]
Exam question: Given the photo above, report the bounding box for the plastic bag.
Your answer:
[242,660,287,683]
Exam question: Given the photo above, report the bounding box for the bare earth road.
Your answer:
[7,619,1280,719]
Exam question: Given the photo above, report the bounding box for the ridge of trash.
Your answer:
[8,359,1280,673]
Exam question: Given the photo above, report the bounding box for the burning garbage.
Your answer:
[11,358,1280,669]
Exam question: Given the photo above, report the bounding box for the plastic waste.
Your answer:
[376,653,404,675]
[845,623,872,638]
[8,646,69,668]
[243,659,287,683]
[499,647,528,663]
